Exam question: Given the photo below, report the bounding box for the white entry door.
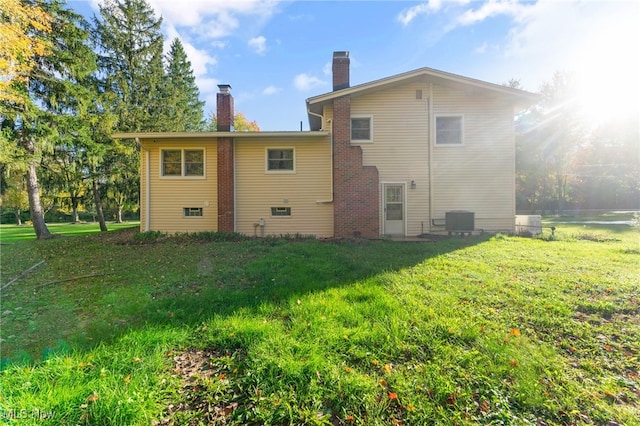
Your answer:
[383,184,405,235]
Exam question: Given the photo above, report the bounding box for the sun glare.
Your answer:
[570,8,639,128]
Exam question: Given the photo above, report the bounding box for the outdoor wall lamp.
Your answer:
[411,180,416,189]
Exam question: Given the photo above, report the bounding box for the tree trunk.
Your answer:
[116,205,123,223]
[15,208,22,226]
[92,179,108,232]
[72,196,80,223]
[26,160,52,239]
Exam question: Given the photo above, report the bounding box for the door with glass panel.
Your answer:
[383,184,405,235]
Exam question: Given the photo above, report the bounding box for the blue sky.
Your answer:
[71,0,639,131]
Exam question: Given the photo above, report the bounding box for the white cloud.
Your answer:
[398,0,442,26]
[474,42,488,54]
[263,85,281,95]
[249,36,267,55]
[293,73,326,91]
[457,0,526,26]
[142,0,282,42]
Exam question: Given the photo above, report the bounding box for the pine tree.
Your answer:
[1,0,96,239]
[93,0,165,221]
[162,38,205,131]
[93,0,165,132]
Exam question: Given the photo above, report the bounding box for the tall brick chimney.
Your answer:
[332,51,350,91]
[216,84,234,131]
[216,84,234,232]
[330,51,379,238]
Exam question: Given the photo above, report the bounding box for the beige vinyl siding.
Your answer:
[142,139,218,233]
[350,82,430,236]
[235,137,333,237]
[431,85,515,232]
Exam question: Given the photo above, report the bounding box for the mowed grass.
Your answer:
[0,221,140,243]
[0,214,638,425]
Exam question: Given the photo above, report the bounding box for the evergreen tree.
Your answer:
[162,38,205,131]
[1,0,96,239]
[93,0,165,221]
[93,0,165,132]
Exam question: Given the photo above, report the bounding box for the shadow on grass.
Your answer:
[0,230,490,367]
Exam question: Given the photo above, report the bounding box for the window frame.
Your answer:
[265,148,295,173]
[160,148,206,178]
[183,207,203,217]
[434,115,464,146]
[350,115,373,143]
[270,207,292,217]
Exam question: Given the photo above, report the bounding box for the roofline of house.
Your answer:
[112,131,330,140]
[306,66,540,106]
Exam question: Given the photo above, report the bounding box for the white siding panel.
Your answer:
[145,140,218,234]
[432,86,515,231]
[351,82,431,236]
[235,137,333,237]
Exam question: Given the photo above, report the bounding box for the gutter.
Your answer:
[428,83,434,233]
[135,137,151,232]
[308,109,334,204]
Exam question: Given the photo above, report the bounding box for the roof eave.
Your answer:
[112,131,330,140]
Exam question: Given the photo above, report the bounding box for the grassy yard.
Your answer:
[0,214,638,425]
[0,221,139,243]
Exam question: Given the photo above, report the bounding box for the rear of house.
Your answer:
[116,51,538,238]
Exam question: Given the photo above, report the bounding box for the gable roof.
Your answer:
[306,67,540,130]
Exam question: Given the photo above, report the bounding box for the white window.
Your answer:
[271,207,291,217]
[161,149,205,177]
[435,115,464,146]
[266,148,295,172]
[351,116,373,142]
[183,207,203,217]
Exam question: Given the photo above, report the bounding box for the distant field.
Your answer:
[0,222,139,243]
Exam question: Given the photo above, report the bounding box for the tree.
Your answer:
[1,1,96,239]
[0,0,51,106]
[515,72,585,214]
[207,112,260,132]
[93,0,166,223]
[161,38,205,131]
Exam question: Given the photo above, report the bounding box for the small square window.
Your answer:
[267,149,294,172]
[271,207,291,217]
[435,116,463,145]
[183,207,203,217]
[351,117,372,142]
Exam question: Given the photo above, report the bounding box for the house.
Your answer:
[113,51,538,238]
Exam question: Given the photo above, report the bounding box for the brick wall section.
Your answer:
[217,88,235,232]
[333,96,379,238]
[217,138,234,232]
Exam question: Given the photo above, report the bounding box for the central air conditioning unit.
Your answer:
[445,211,475,232]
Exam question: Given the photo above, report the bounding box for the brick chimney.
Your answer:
[216,84,234,131]
[217,84,234,232]
[332,51,350,91]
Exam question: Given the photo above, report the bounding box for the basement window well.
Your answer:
[271,207,291,217]
[183,207,203,217]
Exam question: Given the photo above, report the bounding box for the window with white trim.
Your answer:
[266,148,295,172]
[351,116,372,142]
[271,207,291,217]
[162,149,204,176]
[183,207,203,217]
[435,115,464,146]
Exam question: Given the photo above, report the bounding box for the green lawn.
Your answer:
[0,214,638,425]
[0,221,139,243]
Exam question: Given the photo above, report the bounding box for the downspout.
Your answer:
[135,137,151,232]
[308,109,334,204]
[428,83,434,233]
